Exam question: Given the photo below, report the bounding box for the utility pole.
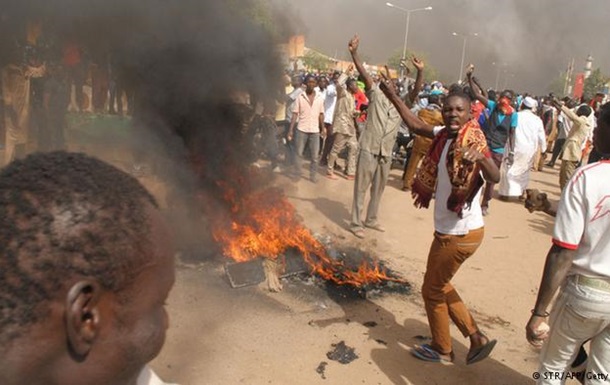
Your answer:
[563,58,574,96]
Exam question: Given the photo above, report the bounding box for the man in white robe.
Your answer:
[499,97,546,198]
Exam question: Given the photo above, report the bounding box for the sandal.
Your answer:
[466,339,497,365]
[411,344,454,363]
[351,228,365,239]
[364,222,386,232]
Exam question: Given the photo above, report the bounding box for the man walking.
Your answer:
[468,68,518,215]
[498,96,546,199]
[288,75,325,182]
[320,72,339,165]
[551,99,593,190]
[379,76,500,365]
[348,35,401,238]
[526,102,610,385]
[326,65,359,180]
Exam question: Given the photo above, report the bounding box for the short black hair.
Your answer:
[0,152,157,342]
[428,94,441,106]
[304,74,316,83]
[576,105,592,117]
[445,86,473,104]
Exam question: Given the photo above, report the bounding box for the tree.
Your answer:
[226,0,285,40]
[387,48,440,82]
[583,68,609,100]
[546,71,568,97]
[302,50,333,71]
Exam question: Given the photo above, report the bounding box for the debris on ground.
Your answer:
[315,361,328,379]
[326,341,359,364]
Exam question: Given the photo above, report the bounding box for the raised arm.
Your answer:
[348,35,373,92]
[335,64,353,99]
[471,75,487,98]
[467,67,489,107]
[379,71,436,138]
[407,57,425,105]
[555,101,580,124]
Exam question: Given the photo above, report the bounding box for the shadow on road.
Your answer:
[314,288,533,385]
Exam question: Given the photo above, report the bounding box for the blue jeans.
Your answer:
[538,276,610,384]
[294,130,320,177]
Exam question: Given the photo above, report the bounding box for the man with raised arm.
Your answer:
[326,64,359,180]
[348,35,401,238]
[378,74,500,365]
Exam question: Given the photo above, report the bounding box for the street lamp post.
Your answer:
[492,62,508,91]
[452,32,478,84]
[492,62,500,90]
[386,3,432,78]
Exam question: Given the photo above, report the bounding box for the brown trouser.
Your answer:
[403,135,432,189]
[327,132,358,176]
[482,152,504,208]
[422,227,484,354]
[559,160,578,191]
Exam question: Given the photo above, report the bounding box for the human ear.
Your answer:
[65,280,101,359]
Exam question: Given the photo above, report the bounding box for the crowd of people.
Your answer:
[0,23,609,385]
[247,34,609,384]
[0,22,135,167]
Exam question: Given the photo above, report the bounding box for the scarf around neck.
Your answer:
[411,119,490,218]
[498,97,515,115]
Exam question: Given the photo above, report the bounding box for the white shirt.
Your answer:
[285,87,303,121]
[323,83,337,124]
[315,87,327,101]
[557,112,571,139]
[137,366,177,385]
[553,160,610,278]
[515,109,547,153]
[294,92,324,133]
[434,139,485,235]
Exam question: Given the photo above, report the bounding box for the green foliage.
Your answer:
[226,0,282,40]
[302,50,333,71]
[387,49,406,71]
[387,48,439,82]
[547,71,568,97]
[583,68,609,100]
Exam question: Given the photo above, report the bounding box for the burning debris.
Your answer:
[326,341,359,365]
[213,184,408,290]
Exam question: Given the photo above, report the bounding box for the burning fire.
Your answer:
[212,180,404,287]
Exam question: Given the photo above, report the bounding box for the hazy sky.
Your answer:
[272,0,610,94]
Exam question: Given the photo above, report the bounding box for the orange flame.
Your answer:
[212,183,405,287]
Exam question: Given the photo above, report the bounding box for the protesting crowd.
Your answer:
[0,9,609,385]
[246,34,609,385]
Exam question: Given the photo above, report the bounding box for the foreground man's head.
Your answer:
[0,151,175,385]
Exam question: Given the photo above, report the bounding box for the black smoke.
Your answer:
[0,0,288,257]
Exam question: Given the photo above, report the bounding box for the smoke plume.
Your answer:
[0,0,288,258]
